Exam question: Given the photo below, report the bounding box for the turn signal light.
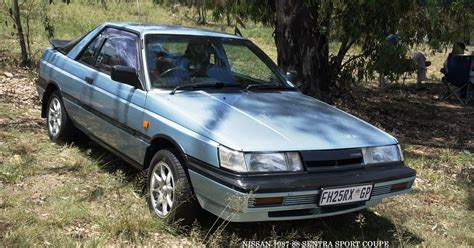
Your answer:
[254,197,284,206]
[391,182,408,191]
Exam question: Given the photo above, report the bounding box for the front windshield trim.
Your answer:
[143,34,293,92]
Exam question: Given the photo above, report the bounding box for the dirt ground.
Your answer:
[342,82,473,151]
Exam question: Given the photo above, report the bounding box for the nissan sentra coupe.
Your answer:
[36,22,416,223]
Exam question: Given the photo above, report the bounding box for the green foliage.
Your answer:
[326,0,472,85]
[1,0,57,65]
[155,0,473,90]
[40,0,55,38]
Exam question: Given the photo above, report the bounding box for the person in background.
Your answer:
[441,42,472,99]
[442,42,468,74]
[412,51,431,89]
[386,34,398,44]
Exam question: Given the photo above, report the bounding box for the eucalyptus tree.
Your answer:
[157,0,473,101]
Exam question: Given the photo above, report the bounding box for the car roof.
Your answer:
[104,22,246,40]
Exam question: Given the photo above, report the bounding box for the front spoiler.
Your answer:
[190,171,415,222]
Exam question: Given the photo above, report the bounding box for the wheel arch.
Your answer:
[40,81,60,118]
[144,134,196,193]
[144,134,187,169]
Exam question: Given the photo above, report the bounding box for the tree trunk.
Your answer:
[274,0,332,102]
[463,12,470,45]
[226,10,231,26]
[12,0,29,66]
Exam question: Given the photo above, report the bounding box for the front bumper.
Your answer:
[187,158,416,222]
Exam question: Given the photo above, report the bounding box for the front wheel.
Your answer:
[146,149,200,224]
[46,91,76,141]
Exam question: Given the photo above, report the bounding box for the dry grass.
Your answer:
[0,1,473,247]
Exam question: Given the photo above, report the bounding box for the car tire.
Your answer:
[146,149,200,224]
[46,91,76,141]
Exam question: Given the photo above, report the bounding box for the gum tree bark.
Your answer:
[274,0,333,101]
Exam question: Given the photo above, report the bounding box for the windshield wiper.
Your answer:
[244,83,292,91]
[170,82,224,95]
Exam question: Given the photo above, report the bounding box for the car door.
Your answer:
[50,29,105,132]
[78,28,148,165]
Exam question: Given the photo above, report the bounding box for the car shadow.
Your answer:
[65,133,143,185]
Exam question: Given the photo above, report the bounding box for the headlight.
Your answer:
[362,145,402,164]
[245,152,303,172]
[218,146,303,173]
[218,146,247,172]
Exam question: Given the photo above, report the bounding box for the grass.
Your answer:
[1,1,474,247]
[0,104,185,246]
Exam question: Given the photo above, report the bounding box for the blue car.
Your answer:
[36,22,416,222]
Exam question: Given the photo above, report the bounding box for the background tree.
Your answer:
[158,0,472,102]
[5,0,30,66]
[2,0,55,66]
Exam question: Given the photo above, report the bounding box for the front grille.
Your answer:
[372,185,391,196]
[319,202,365,214]
[268,209,313,218]
[283,194,318,206]
[305,157,363,167]
[301,148,364,172]
[267,203,366,218]
[248,194,318,208]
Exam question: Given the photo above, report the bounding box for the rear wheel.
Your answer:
[146,149,199,224]
[46,91,76,141]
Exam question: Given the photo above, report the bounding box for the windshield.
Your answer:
[144,34,291,90]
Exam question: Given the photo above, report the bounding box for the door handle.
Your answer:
[85,77,94,84]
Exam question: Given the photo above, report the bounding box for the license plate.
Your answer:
[319,184,373,206]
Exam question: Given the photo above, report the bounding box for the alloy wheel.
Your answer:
[48,97,62,137]
[150,161,175,217]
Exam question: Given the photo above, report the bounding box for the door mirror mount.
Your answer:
[111,65,141,89]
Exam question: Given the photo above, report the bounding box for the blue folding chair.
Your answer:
[442,54,473,105]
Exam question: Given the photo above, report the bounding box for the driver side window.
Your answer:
[96,29,139,74]
[78,28,139,75]
[78,34,104,66]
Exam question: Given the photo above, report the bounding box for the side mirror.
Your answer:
[111,65,141,88]
[285,70,298,83]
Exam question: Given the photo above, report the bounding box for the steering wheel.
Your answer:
[159,67,189,78]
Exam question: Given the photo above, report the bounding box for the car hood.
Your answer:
[151,90,397,151]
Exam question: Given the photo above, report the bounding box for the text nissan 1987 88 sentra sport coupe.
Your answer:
[36,22,416,223]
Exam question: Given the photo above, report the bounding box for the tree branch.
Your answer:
[341,48,376,69]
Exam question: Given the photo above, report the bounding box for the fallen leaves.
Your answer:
[0,67,40,108]
[339,82,474,151]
